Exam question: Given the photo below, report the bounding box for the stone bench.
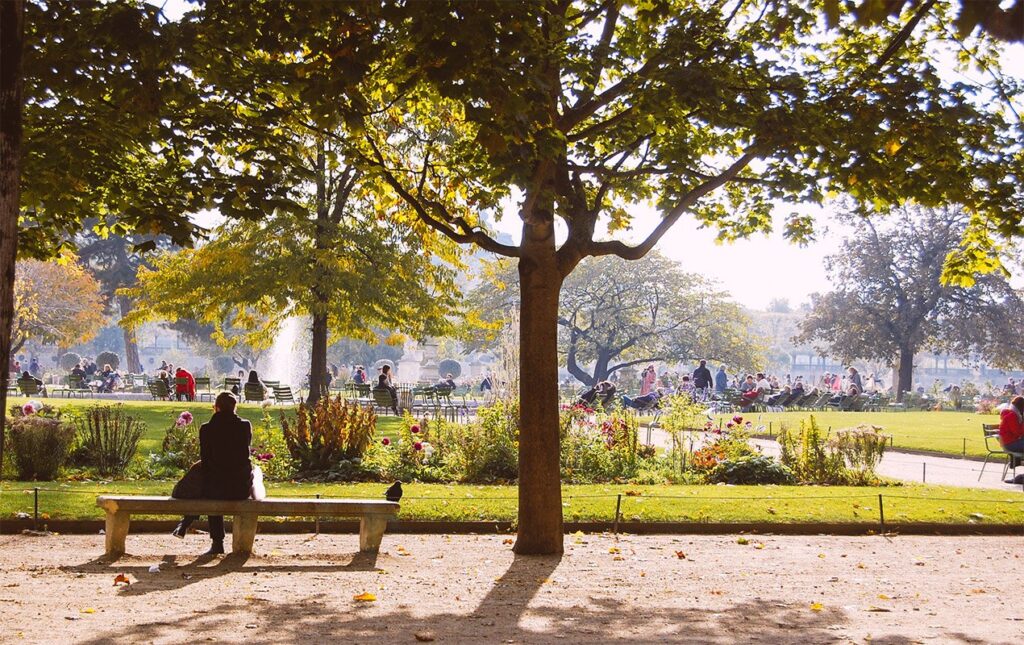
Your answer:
[96,495,399,557]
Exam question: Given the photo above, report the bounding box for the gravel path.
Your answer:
[0,533,1020,644]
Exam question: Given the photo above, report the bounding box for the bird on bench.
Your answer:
[385,481,403,503]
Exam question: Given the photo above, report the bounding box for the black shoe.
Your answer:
[203,540,225,555]
[171,523,187,540]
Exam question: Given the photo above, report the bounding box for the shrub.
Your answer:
[8,414,76,480]
[831,424,888,482]
[439,401,518,483]
[281,394,376,473]
[438,359,462,379]
[778,415,850,485]
[250,412,295,481]
[76,405,145,476]
[59,352,82,372]
[559,405,648,483]
[160,411,200,470]
[708,455,795,485]
[95,351,120,371]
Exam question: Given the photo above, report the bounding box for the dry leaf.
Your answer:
[502,539,513,545]
[810,602,824,612]
[736,537,749,545]
[817,554,825,559]
[675,551,686,559]
[353,592,377,602]
[866,606,892,612]
[609,547,620,554]
[80,608,96,614]
[877,593,891,600]
[754,543,765,550]
[414,631,436,642]
[112,574,130,586]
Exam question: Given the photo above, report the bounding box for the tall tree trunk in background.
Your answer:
[514,215,564,556]
[0,0,24,479]
[307,311,328,404]
[118,296,143,373]
[896,346,914,402]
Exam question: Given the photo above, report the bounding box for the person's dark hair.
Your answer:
[1012,396,1024,415]
[215,391,238,413]
[247,370,260,383]
[21,370,30,379]
[382,364,391,374]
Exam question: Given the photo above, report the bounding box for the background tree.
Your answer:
[75,219,174,373]
[470,254,762,385]
[347,1,1022,553]
[794,207,1024,399]
[122,212,459,402]
[168,319,266,373]
[12,257,105,356]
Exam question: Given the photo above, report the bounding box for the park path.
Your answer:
[642,425,1023,492]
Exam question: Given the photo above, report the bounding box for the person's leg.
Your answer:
[172,515,197,539]
[205,516,225,554]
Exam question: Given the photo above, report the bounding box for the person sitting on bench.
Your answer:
[171,391,253,555]
[375,364,399,414]
[579,380,616,408]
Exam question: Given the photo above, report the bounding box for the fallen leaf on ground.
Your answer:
[866,606,892,612]
[353,592,377,602]
[609,547,620,554]
[736,537,749,545]
[414,631,436,642]
[80,608,95,614]
[877,593,891,600]
[502,539,513,545]
[810,602,824,612]
[754,543,765,550]
[113,574,130,586]
[675,551,686,559]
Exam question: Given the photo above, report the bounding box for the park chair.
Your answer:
[979,423,1024,482]
[223,376,241,392]
[273,385,296,405]
[17,378,43,397]
[148,380,170,400]
[66,375,92,398]
[194,377,214,402]
[372,387,398,415]
[243,382,267,403]
[262,380,280,390]
[174,376,193,401]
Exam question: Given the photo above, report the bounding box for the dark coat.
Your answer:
[199,411,253,500]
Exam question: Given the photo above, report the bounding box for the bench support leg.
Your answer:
[104,511,130,558]
[359,515,389,552]
[232,513,258,554]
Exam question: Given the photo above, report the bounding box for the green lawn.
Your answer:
[7,396,404,454]
[639,410,997,458]
[2,480,1020,525]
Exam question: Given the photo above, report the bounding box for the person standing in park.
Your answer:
[175,366,196,401]
[692,359,713,399]
[640,365,657,395]
[848,367,863,394]
[715,365,728,393]
[171,392,254,555]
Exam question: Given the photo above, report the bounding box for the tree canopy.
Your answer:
[13,256,105,355]
[795,206,1024,398]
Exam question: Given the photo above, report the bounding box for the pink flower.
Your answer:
[381,438,391,446]
[726,422,734,429]
[744,421,752,428]
[732,415,743,424]
[712,428,723,435]
[704,421,714,429]
[410,424,420,434]
[413,442,423,451]
[21,403,34,416]
[179,411,193,424]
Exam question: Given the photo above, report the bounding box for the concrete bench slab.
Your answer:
[96,495,399,557]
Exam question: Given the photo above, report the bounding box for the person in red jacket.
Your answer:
[175,366,196,402]
[998,396,1024,453]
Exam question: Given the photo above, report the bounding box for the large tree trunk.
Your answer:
[0,0,24,479]
[307,311,328,404]
[514,220,564,556]
[117,296,143,373]
[896,346,914,402]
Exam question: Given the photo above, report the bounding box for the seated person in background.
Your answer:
[375,364,399,414]
[622,388,663,410]
[676,375,696,396]
[70,363,86,379]
[999,396,1024,482]
[98,363,117,393]
[243,370,268,399]
[791,377,805,397]
[739,374,756,394]
[829,383,860,406]
[158,370,171,390]
[579,380,617,408]
[353,366,367,385]
[438,373,457,390]
[768,385,792,406]
[19,370,47,396]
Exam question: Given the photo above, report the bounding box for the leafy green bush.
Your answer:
[282,394,376,473]
[75,405,145,476]
[708,454,795,485]
[160,411,200,470]
[59,352,82,372]
[445,400,519,483]
[778,415,851,485]
[250,412,295,481]
[831,424,888,484]
[8,413,76,480]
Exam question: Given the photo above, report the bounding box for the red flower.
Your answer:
[410,425,420,434]
[413,442,423,451]
[726,422,734,429]
[732,415,743,424]
[382,437,391,446]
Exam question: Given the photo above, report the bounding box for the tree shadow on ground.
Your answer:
[60,549,380,596]
[69,552,873,644]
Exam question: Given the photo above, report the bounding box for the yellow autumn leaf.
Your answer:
[885,139,902,156]
[80,608,96,614]
[353,592,377,602]
[609,547,620,554]
[810,602,824,612]
[877,593,891,600]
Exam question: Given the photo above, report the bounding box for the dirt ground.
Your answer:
[0,531,1020,644]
